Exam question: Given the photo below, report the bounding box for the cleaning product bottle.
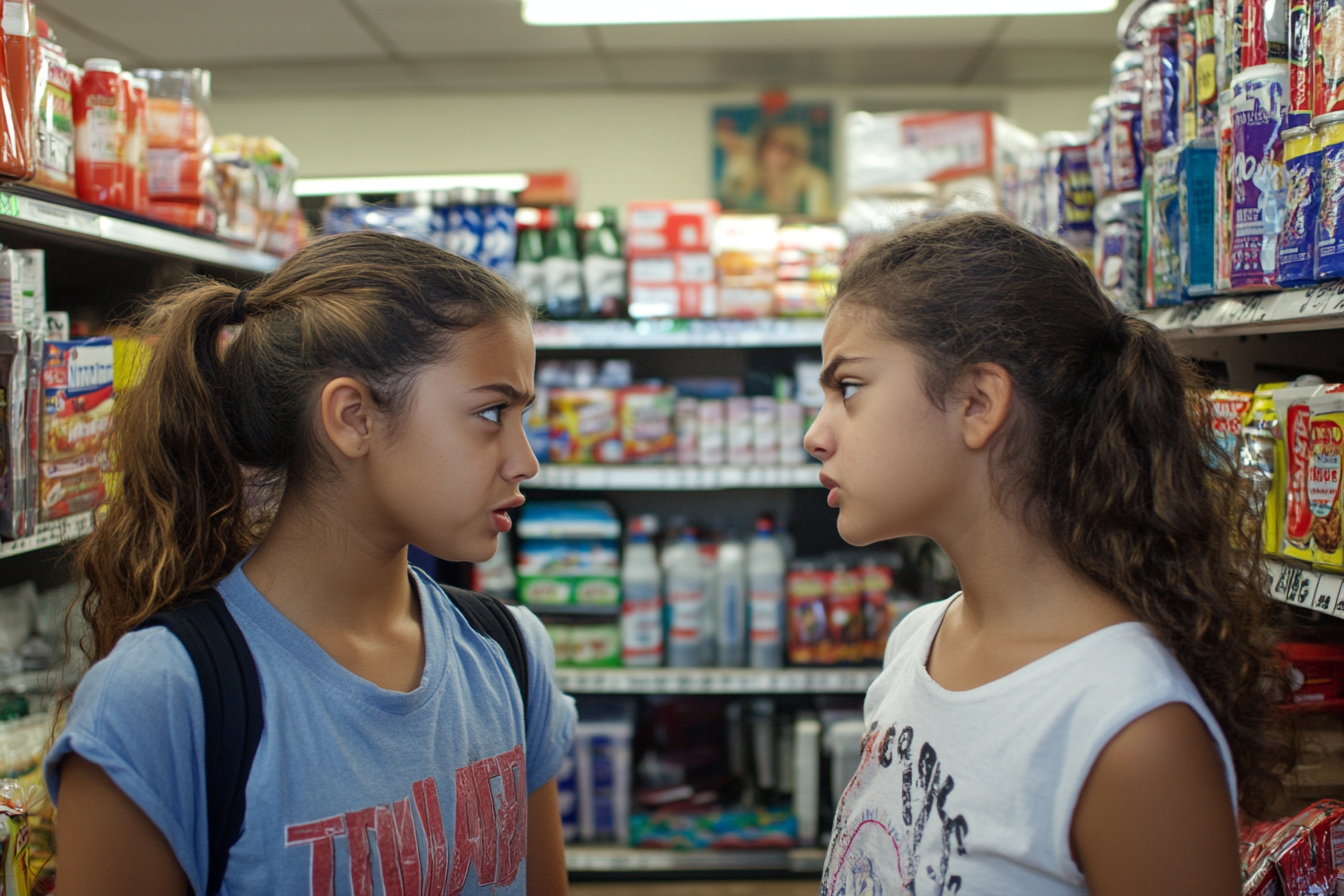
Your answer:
[620,517,663,667]
[716,534,747,667]
[748,514,786,668]
[665,527,706,667]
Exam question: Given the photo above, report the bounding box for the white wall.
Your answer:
[213,83,1106,213]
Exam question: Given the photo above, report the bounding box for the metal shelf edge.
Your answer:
[526,465,823,490]
[0,511,94,560]
[0,190,280,274]
[1266,558,1344,618]
[1138,286,1344,338]
[555,667,880,694]
[565,846,825,873]
[533,319,825,349]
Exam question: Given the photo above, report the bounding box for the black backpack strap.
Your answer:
[440,583,530,724]
[136,589,263,896]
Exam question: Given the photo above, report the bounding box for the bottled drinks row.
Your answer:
[0,4,302,255]
[471,501,933,669]
[322,193,846,321]
[526,358,822,467]
[557,695,865,850]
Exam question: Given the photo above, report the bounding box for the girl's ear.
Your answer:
[958,362,1014,451]
[319,377,376,459]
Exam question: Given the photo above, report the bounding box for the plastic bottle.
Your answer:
[74,58,125,207]
[665,527,706,667]
[715,536,747,667]
[480,189,518,279]
[516,214,547,311]
[620,520,663,667]
[543,205,585,319]
[748,514,786,668]
[582,206,626,318]
[698,540,718,666]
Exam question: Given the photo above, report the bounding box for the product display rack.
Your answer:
[0,185,279,275]
[0,512,95,561]
[555,666,879,695]
[566,845,827,876]
[527,464,823,491]
[534,317,825,349]
[1137,282,1344,339]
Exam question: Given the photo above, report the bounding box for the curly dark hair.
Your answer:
[834,213,1292,819]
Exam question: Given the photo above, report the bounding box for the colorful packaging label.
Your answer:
[1230,65,1289,290]
[1279,127,1323,284]
[1318,115,1344,278]
[1286,401,1317,555]
[786,568,830,665]
[1320,0,1344,114]
[1149,146,1184,306]
[39,338,113,522]
[548,388,619,464]
[33,41,73,194]
[1309,406,1344,568]
[1181,142,1219,296]
[1109,104,1145,192]
[1210,389,1254,457]
[481,202,517,279]
[1290,0,1315,125]
[617,385,674,462]
[1144,22,1182,152]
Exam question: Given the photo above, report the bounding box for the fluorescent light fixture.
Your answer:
[293,173,530,197]
[523,0,1116,25]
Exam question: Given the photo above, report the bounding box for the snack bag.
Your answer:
[617,385,674,463]
[0,779,31,896]
[1308,393,1344,570]
[1240,383,1289,554]
[787,567,831,666]
[38,338,113,522]
[548,388,619,464]
[1209,389,1254,459]
[861,562,894,662]
[827,566,864,664]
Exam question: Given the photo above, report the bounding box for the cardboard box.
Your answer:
[627,200,719,254]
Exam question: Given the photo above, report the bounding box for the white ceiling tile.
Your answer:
[42,0,384,66]
[996,10,1125,46]
[595,17,1004,51]
[359,0,591,56]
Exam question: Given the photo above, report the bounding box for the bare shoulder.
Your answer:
[1070,702,1240,896]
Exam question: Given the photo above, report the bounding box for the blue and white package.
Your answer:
[1180,140,1218,297]
[517,500,622,541]
[555,740,578,842]
[1316,111,1344,280]
[1278,124,1322,286]
[445,187,485,263]
[1093,191,1145,311]
[1148,145,1184,306]
[481,189,519,278]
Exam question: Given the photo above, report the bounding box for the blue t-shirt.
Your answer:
[44,564,577,896]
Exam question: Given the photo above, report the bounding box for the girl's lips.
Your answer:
[491,509,513,533]
[827,487,839,508]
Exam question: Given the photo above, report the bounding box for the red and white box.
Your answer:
[626,200,718,254]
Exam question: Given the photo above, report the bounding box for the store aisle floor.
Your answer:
[571,881,820,896]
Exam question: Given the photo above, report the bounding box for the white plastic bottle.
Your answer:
[748,515,787,668]
[665,528,706,667]
[699,541,719,666]
[620,521,663,667]
[716,536,747,667]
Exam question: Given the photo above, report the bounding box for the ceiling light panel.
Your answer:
[523,0,1118,26]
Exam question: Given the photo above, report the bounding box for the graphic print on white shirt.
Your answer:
[824,721,968,896]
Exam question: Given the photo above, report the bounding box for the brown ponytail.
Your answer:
[834,213,1291,818]
[74,231,531,665]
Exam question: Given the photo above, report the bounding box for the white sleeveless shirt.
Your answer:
[820,596,1237,896]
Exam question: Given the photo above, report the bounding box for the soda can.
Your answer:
[1242,0,1289,68]
[480,189,518,278]
[445,187,485,263]
[1313,109,1344,278]
[1290,0,1316,128]
[1230,64,1290,290]
[1278,125,1323,284]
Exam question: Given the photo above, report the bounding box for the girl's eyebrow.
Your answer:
[468,383,535,406]
[820,356,867,390]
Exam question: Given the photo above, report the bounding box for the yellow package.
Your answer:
[1308,394,1344,572]
[547,388,619,464]
[1241,383,1288,556]
[0,780,31,896]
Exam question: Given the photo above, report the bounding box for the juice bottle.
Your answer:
[74,58,124,207]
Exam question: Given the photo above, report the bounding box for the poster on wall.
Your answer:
[713,101,835,218]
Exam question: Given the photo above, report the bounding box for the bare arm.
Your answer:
[1071,702,1241,896]
[55,754,191,896]
[526,777,569,896]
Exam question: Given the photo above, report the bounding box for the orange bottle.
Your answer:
[74,58,123,207]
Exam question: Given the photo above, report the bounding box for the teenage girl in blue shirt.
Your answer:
[45,231,576,896]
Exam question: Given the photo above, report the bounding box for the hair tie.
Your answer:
[228,288,249,326]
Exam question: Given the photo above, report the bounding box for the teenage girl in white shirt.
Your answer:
[806,213,1289,896]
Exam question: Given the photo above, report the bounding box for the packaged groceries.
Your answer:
[38,337,113,522]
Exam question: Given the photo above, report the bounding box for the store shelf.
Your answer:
[1266,559,1344,618]
[1138,284,1344,338]
[555,666,880,694]
[533,318,825,349]
[565,845,826,874]
[530,603,620,616]
[0,512,94,560]
[526,465,822,490]
[0,187,279,274]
